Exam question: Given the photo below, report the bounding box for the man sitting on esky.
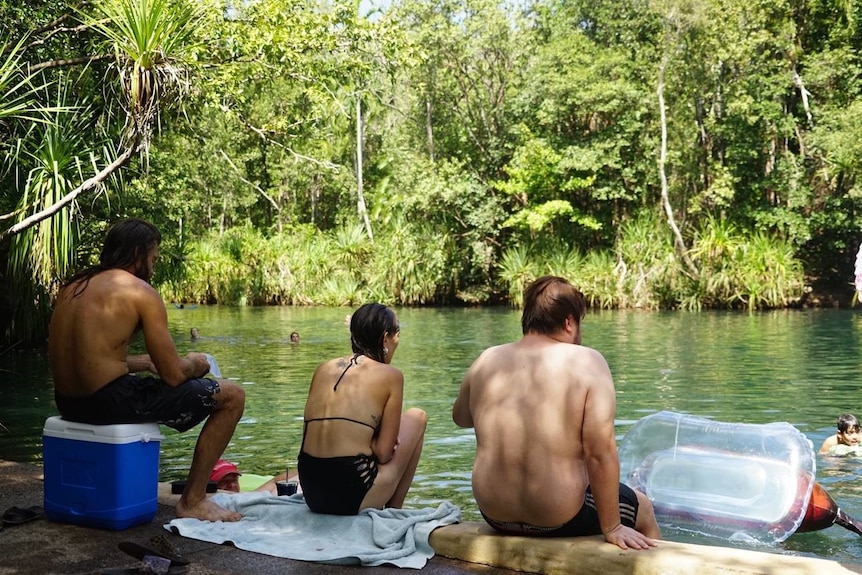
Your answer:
[48,218,246,522]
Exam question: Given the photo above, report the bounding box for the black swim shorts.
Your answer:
[55,373,220,432]
[481,483,639,537]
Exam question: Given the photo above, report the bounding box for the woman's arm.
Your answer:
[371,368,404,464]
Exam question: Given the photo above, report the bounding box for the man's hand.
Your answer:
[127,354,157,375]
[603,524,658,551]
[186,352,212,378]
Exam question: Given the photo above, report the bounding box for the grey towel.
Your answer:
[166,492,461,568]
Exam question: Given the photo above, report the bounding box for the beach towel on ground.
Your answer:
[165,492,461,568]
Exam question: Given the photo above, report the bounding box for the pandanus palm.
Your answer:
[1,0,206,344]
[1,0,205,241]
[0,38,42,128]
[83,0,205,148]
[0,37,65,344]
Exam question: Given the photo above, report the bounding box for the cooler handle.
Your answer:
[139,430,164,443]
[64,425,97,436]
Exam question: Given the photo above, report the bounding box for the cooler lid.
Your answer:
[43,416,164,444]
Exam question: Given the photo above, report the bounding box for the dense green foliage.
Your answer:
[2,0,862,346]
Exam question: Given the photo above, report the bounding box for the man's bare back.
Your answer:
[455,335,612,526]
[50,270,155,397]
[453,275,660,550]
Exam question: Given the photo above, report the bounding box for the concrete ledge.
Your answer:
[157,481,182,506]
[155,483,862,575]
[429,521,862,575]
[1,466,505,575]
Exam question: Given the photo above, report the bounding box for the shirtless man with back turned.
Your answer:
[48,218,245,522]
[453,275,660,550]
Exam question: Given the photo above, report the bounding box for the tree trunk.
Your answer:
[792,68,813,128]
[356,96,373,241]
[426,68,435,163]
[426,97,435,163]
[658,54,698,277]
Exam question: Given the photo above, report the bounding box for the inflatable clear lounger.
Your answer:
[618,411,816,544]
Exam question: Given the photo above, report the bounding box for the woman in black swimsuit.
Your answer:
[298,303,427,515]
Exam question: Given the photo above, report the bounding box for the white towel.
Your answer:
[166,492,461,568]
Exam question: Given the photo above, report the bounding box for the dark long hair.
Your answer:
[350,303,399,363]
[65,218,161,296]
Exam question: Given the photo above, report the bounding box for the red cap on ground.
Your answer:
[210,459,241,482]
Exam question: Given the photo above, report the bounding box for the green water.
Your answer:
[3,306,862,563]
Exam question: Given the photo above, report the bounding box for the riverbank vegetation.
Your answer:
[1,0,860,346]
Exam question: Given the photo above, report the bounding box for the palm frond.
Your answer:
[0,35,69,125]
[79,0,206,144]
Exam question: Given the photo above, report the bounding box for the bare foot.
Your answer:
[176,497,242,522]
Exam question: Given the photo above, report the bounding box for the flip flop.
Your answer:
[147,534,190,564]
[2,505,45,526]
[118,537,190,566]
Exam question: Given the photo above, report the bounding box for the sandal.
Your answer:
[118,537,190,566]
[2,505,45,526]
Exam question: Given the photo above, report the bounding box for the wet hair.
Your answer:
[65,218,161,296]
[350,303,399,363]
[837,413,860,433]
[520,275,586,335]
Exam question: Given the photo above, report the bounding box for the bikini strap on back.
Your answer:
[333,353,360,391]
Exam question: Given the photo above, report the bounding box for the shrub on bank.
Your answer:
[160,219,805,311]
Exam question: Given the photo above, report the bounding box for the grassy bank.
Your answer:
[160,218,806,311]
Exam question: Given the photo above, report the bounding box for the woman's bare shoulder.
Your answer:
[370,361,403,385]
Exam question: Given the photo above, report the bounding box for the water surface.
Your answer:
[2,306,862,563]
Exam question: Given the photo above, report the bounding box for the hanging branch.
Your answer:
[23,20,106,52]
[1,2,94,56]
[31,2,91,36]
[218,103,339,170]
[27,54,114,73]
[0,145,135,244]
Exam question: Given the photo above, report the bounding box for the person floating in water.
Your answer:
[290,331,299,344]
[190,327,200,340]
[819,413,862,455]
